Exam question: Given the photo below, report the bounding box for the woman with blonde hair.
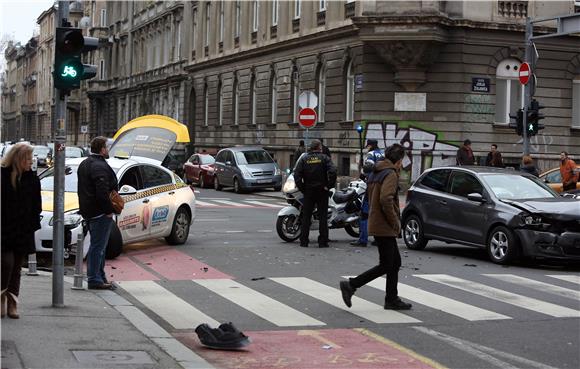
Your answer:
[1,142,42,319]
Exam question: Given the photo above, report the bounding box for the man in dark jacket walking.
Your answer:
[456,139,475,166]
[77,136,118,290]
[293,140,337,248]
[339,144,412,310]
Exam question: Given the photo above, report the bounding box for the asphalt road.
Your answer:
[54,187,580,369]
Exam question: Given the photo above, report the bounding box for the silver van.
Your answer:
[213,146,282,193]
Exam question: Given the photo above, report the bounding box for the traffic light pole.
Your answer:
[52,0,69,308]
[522,17,533,156]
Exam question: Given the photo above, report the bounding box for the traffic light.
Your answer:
[509,109,524,136]
[53,27,99,91]
[526,99,545,137]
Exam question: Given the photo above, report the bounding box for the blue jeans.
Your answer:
[87,215,113,285]
[358,198,369,244]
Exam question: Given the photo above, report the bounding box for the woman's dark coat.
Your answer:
[1,166,42,254]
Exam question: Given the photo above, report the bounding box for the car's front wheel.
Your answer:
[105,224,123,259]
[487,225,519,264]
[214,176,223,191]
[166,207,191,245]
[403,214,428,250]
[233,178,244,194]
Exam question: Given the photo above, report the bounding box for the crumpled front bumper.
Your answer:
[515,229,580,260]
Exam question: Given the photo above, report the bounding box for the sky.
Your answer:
[1,0,56,45]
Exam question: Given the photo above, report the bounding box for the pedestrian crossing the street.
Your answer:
[195,197,287,209]
[116,273,580,331]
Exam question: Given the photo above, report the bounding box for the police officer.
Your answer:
[294,139,337,248]
[350,139,384,247]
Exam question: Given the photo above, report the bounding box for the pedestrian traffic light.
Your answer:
[509,109,524,136]
[356,125,363,134]
[53,27,99,91]
[526,99,545,137]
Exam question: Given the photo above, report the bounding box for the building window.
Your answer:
[573,79,580,128]
[251,75,257,125]
[495,59,524,124]
[176,21,182,60]
[205,3,211,48]
[235,0,241,38]
[317,64,326,122]
[270,73,277,123]
[253,0,259,32]
[320,0,326,11]
[294,0,301,19]
[218,81,223,126]
[99,59,105,80]
[100,8,107,27]
[204,84,209,127]
[291,66,299,122]
[272,0,279,26]
[219,1,224,44]
[233,77,239,125]
[345,60,354,121]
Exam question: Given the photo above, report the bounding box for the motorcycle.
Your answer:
[276,173,366,242]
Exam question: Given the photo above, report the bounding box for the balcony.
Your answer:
[115,61,187,89]
[497,1,528,19]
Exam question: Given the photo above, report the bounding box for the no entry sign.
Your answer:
[519,62,531,85]
[298,107,317,129]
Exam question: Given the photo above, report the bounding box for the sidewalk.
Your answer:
[1,272,214,369]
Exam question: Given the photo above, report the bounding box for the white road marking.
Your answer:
[349,277,510,321]
[484,274,580,300]
[243,200,284,208]
[193,279,324,327]
[118,281,220,329]
[271,277,420,324]
[257,230,273,233]
[547,275,580,285]
[225,230,245,233]
[414,327,559,369]
[211,199,252,207]
[195,200,217,207]
[416,274,580,318]
[195,219,229,222]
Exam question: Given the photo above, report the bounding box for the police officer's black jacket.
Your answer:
[293,151,337,192]
[77,154,118,219]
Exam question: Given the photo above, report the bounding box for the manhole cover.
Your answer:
[72,350,154,364]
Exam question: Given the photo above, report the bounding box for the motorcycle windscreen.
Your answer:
[108,127,177,164]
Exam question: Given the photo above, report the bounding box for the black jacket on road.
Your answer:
[1,167,42,254]
[294,151,337,192]
[77,155,118,219]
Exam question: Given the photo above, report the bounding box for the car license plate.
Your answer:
[257,179,271,184]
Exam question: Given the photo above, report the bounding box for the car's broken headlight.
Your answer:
[522,215,543,226]
[49,211,83,227]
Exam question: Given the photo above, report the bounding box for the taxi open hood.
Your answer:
[109,115,190,164]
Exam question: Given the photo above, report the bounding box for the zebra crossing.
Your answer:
[116,273,580,331]
[195,197,287,208]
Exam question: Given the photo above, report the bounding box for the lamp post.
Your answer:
[356,124,364,170]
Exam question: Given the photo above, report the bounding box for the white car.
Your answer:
[35,119,196,259]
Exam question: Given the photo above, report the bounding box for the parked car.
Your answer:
[183,153,215,188]
[402,167,580,264]
[35,118,195,260]
[32,145,53,168]
[213,146,283,193]
[540,165,580,193]
[65,146,88,158]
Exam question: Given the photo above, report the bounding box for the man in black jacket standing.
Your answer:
[293,140,337,248]
[77,136,118,290]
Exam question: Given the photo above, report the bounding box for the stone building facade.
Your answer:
[2,1,580,183]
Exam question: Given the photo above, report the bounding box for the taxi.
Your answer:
[34,115,196,259]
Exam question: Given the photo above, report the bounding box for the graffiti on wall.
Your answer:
[365,122,458,181]
[512,134,554,154]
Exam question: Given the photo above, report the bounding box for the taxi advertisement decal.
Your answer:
[152,206,170,227]
[119,214,140,230]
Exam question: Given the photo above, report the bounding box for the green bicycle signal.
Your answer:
[61,65,78,78]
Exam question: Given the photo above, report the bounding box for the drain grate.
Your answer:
[72,350,154,365]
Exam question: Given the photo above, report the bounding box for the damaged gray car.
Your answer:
[402,167,580,264]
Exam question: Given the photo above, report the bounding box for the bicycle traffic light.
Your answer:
[53,27,99,91]
[526,99,545,137]
[509,109,524,136]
